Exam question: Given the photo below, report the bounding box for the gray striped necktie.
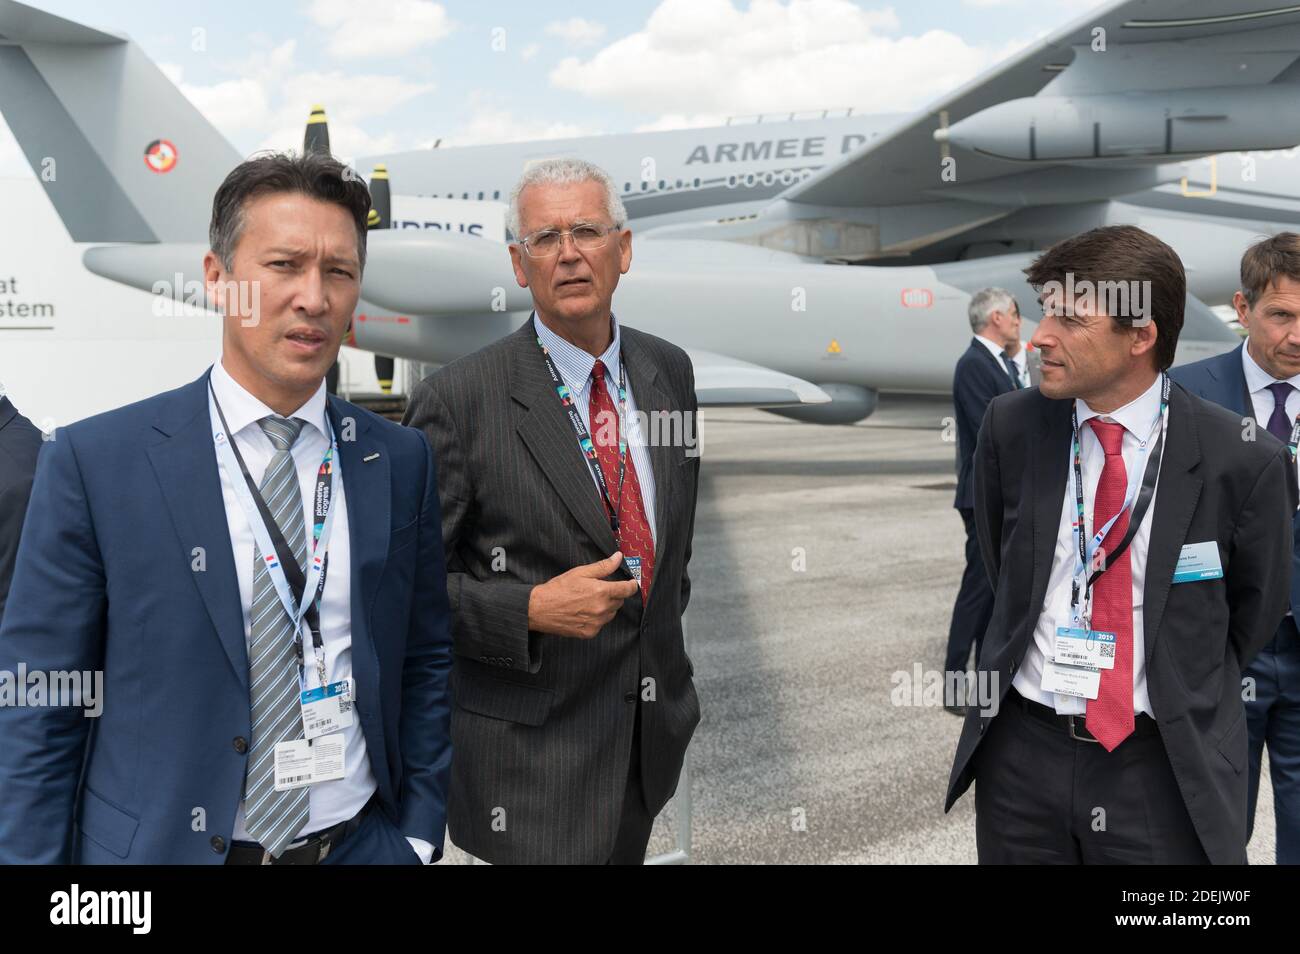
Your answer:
[243,414,310,858]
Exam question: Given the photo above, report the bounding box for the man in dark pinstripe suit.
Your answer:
[403,158,701,864]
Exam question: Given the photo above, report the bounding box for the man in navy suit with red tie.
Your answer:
[1172,232,1300,864]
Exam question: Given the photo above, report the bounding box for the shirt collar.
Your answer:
[210,358,328,440]
[1075,372,1164,438]
[1241,341,1300,395]
[973,334,1007,362]
[532,311,621,388]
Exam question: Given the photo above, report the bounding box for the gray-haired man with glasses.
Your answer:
[403,157,701,864]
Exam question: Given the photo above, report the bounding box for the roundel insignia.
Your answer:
[143,139,178,174]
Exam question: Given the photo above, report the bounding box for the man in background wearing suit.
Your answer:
[404,158,701,864]
[945,288,1022,700]
[1171,232,1300,863]
[0,389,41,626]
[945,225,1295,863]
[0,152,453,864]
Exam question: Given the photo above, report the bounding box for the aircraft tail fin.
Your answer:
[0,0,242,242]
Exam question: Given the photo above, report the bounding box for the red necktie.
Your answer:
[1085,419,1135,751]
[589,360,655,599]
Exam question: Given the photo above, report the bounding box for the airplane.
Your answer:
[4,0,1299,424]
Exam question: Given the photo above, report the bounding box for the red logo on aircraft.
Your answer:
[900,288,933,308]
[143,139,178,174]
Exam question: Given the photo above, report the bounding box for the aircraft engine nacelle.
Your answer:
[937,85,1300,162]
[763,384,878,425]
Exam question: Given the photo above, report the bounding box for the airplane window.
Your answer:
[624,182,631,192]
[462,192,468,199]
[477,191,484,200]
[641,182,648,191]
[693,177,700,188]
[658,179,665,189]
[493,190,500,199]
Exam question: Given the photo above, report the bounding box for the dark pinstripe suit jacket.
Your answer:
[403,317,701,864]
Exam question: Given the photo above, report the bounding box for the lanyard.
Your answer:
[536,336,630,539]
[209,384,339,690]
[1069,374,1169,624]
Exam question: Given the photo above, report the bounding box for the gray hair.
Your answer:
[968,286,1017,333]
[209,150,372,273]
[507,157,627,240]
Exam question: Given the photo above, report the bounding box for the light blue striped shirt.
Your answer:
[532,312,657,544]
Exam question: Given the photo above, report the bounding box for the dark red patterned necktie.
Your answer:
[589,359,654,599]
[1086,419,1134,751]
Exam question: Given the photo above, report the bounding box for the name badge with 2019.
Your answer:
[274,734,346,791]
[1053,626,1116,670]
[300,678,354,741]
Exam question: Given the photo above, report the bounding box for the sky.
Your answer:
[0,0,1110,176]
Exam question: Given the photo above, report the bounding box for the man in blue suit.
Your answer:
[945,288,1022,701]
[1170,232,1300,864]
[0,152,453,864]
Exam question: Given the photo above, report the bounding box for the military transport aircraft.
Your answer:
[4,0,1298,422]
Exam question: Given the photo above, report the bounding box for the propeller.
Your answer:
[367,163,395,393]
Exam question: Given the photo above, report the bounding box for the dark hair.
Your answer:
[1024,225,1185,371]
[209,151,371,272]
[1240,232,1300,307]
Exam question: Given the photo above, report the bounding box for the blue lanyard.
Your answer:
[1068,374,1169,624]
[209,385,339,690]
[536,336,629,538]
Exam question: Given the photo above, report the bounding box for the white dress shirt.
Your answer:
[209,361,415,856]
[1013,373,1166,716]
[532,312,657,543]
[1011,345,1029,388]
[1242,343,1300,488]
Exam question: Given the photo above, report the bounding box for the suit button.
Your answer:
[233,737,248,754]
[624,691,636,703]
[210,835,226,854]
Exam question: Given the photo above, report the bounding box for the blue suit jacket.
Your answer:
[1170,343,1300,617]
[0,371,453,863]
[953,338,1016,510]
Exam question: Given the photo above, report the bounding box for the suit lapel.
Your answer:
[510,321,620,554]
[146,373,248,690]
[621,330,679,606]
[1142,384,1203,668]
[328,399,387,718]
[1025,397,1073,645]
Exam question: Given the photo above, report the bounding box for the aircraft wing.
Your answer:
[750,0,1300,259]
[688,350,830,407]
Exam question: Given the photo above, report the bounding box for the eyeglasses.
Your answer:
[517,223,620,258]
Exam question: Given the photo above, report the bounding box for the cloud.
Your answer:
[550,0,1032,124]
[162,39,432,163]
[544,17,607,47]
[307,0,454,59]
[441,94,595,147]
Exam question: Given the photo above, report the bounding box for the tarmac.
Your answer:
[441,395,1279,864]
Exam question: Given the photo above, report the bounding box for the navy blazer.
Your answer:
[953,337,1017,510]
[1170,343,1300,618]
[0,371,453,863]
